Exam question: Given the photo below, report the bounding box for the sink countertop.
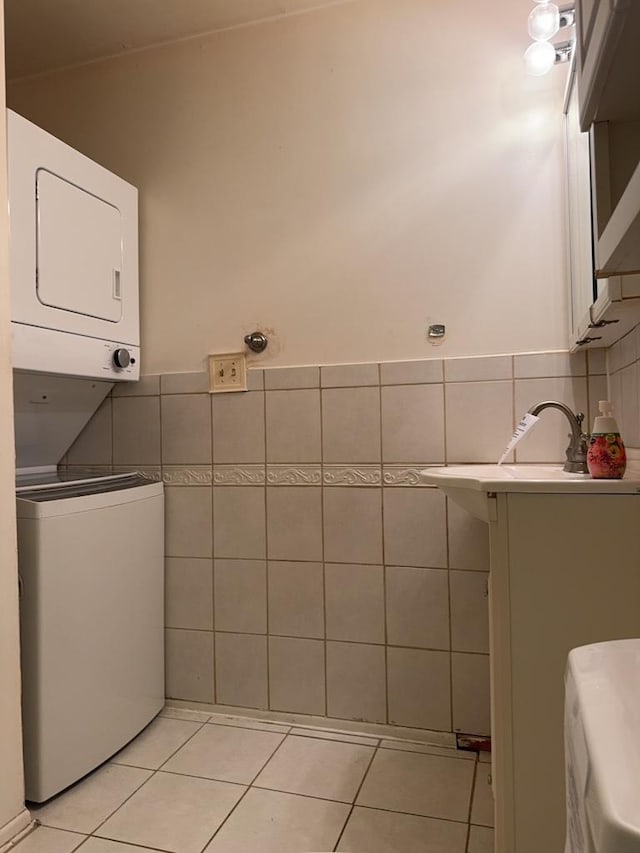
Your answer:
[420,464,640,494]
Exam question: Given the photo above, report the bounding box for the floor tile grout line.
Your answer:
[331,742,380,851]
[86,717,209,834]
[72,830,166,853]
[467,755,480,825]
[194,728,292,851]
[149,719,210,773]
[62,764,158,841]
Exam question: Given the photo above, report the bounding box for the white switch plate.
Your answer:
[208,352,247,393]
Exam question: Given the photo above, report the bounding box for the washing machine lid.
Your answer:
[566,640,640,853]
[16,471,146,500]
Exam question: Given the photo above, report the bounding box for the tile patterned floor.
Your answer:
[18,709,494,853]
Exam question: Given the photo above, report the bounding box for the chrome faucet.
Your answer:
[527,400,589,474]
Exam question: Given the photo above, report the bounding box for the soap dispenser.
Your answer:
[586,401,626,479]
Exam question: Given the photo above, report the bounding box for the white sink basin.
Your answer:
[420,465,640,521]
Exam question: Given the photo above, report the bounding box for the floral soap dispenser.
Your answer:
[587,400,626,479]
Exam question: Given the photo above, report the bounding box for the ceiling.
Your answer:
[4,0,348,79]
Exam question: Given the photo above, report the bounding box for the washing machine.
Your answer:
[17,470,165,803]
[7,110,165,803]
[565,639,640,853]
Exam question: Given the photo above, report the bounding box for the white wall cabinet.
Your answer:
[489,492,640,853]
[574,0,640,280]
[565,2,640,352]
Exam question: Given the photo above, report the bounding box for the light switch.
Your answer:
[208,352,247,393]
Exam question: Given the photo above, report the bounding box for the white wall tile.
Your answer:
[381,385,444,463]
[326,642,386,723]
[113,396,161,465]
[445,355,512,382]
[215,633,268,709]
[383,488,447,568]
[268,561,324,639]
[267,487,323,561]
[213,487,266,559]
[212,391,265,464]
[114,374,161,396]
[325,563,385,644]
[514,351,586,378]
[266,390,321,463]
[165,557,213,631]
[165,487,212,558]
[386,566,449,649]
[161,372,208,394]
[387,648,451,731]
[269,637,325,715]
[165,628,214,703]
[587,349,607,376]
[380,360,443,385]
[321,363,379,387]
[264,367,320,390]
[324,488,383,565]
[162,394,212,465]
[214,560,267,634]
[322,387,382,463]
[445,381,513,463]
[620,362,640,447]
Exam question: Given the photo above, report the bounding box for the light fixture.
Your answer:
[524,3,575,75]
[528,3,560,41]
[524,40,557,76]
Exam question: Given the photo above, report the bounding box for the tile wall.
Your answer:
[63,349,606,737]
[608,324,640,449]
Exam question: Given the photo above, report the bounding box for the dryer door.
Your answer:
[37,169,123,323]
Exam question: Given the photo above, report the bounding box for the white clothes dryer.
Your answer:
[7,109,140,381]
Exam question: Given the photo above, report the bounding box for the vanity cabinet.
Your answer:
[488,492,640,853]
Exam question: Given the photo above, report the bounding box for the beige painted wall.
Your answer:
[9,0,568,374]
[0,2,29,844]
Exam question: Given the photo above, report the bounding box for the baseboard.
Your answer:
[0,809,34,852]
[164,699,459,747]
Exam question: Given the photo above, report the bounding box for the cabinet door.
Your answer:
[564,65,596,345]
[576,0,628,130]
[36,169,123,323]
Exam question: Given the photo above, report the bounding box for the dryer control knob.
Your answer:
[113,348,131,369]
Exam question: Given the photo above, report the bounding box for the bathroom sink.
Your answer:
[420,464,640,521]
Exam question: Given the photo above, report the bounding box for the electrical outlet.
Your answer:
[208,352,247,393]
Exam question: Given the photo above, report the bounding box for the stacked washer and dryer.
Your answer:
[7,110,165,803]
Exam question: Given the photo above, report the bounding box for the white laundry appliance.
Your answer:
[7,110,165,803]
[565,639,640,853]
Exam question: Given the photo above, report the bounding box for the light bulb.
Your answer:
[524,40,557,75]
[528,2,560,40]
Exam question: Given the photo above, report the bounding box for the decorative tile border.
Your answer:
[383,466,438,487]
[213,465,266,485]
[162,466,213,486]
[266,465,322,485]
[322,465,381,486]
[113,465,163,482]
